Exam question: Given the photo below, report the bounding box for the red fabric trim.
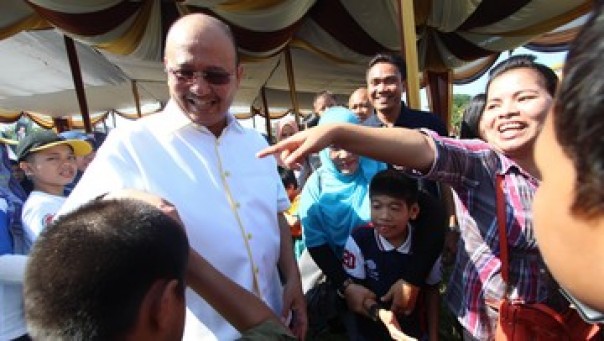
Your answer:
[496,175,510,286]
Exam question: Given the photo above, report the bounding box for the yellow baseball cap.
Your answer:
[0,136,18,145]
[15,130,93,161]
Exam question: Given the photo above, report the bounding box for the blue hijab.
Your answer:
[299,107,386,255]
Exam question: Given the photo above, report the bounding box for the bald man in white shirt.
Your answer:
[58,13,306,340]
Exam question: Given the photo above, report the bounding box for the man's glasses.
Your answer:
[167,68,233,85]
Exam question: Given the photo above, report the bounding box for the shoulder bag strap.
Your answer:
[496,174,511,296]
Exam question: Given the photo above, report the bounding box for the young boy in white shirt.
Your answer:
[15,130,91,242]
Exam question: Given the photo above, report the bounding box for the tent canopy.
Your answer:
[0,0,592,119]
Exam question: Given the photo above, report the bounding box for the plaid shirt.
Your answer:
[418,131,553,340]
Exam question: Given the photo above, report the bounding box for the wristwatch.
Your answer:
[337,278,354,298]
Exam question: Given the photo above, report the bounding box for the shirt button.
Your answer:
[254,267,259,274]
[247,233,252,240]
[235,202,240,209]
[224,171,230,177]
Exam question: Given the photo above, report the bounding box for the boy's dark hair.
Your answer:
[24,199,189,340]
[554,2,604,217]
[486,54,558,97]
[367,53,407,80]
[460,93,486,139]
[369,170,418,206]
[278,166,298,189]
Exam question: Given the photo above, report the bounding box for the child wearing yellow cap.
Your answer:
[16,130,91,242]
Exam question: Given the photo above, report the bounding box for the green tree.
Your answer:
[450,94,471,136]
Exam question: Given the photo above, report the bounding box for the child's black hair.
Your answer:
[278,166,298,189]
[369,170,418,206]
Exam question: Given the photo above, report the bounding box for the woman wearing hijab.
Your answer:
[276,118,313,188]
[276,118,299,141]
[298,107,386,321]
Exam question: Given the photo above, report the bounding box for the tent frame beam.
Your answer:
[63,35,92,133]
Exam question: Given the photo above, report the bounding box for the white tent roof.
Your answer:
[0,0,592,119]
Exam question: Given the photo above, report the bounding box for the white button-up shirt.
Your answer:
[59,101,290,340]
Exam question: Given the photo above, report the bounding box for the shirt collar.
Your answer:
[497,153,538,184]
[160,100,244,136]
[498,153,517,174]
[375,223,414,254]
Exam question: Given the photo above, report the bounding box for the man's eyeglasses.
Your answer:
[167,68,233,85]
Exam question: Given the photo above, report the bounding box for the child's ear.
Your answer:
[156,279,185,332]
[409,202,420,220]
[20,161,34,177]
[137,279,185,337]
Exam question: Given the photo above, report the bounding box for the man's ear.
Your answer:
[409,202,420,220]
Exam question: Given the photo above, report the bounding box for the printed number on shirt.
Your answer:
[342,249,356,269]
[43,214,54,227]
